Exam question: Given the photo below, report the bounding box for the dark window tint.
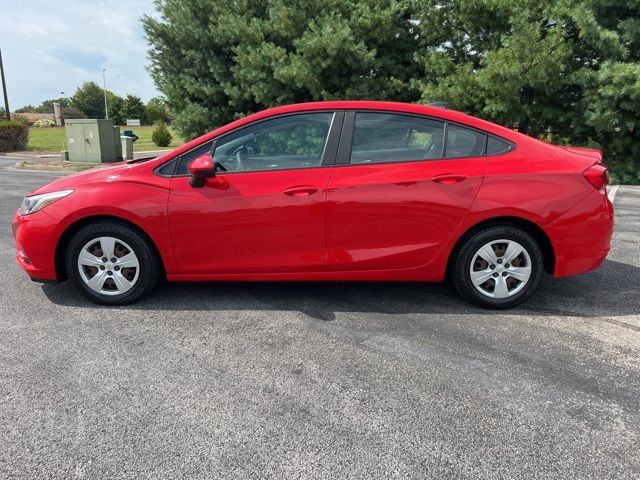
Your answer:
[445,125,486,158]
[486,136,512,155]
[350,113,445,164]
[212,112,333,172]
[176,141,214,175]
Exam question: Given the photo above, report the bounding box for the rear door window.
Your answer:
[350,113,445,164]
[445,125,486,158]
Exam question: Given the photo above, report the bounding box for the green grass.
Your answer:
[125,125,184,151]
[28,126,184,153]
[28,127,67,152]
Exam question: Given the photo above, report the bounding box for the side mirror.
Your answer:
[188,154,215,188]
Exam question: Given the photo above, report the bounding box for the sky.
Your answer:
[0,0,161,110]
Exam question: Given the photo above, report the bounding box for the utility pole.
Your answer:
[102,68,108,119]
[0,48,10,121]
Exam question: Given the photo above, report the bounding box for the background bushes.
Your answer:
[33,119,56,128]
[151,123,172,147]
[0,121,29,152]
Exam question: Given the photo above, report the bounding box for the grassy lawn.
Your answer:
[28,127,67,152]
[28,126,184,153]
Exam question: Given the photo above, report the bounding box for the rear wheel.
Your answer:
[65,221,160,305]
[452,226,543,309]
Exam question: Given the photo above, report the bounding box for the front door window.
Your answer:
[213,112,334,172]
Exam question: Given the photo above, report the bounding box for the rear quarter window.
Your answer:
[486,136,513,155]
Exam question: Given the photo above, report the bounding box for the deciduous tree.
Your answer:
[107,94,125,125]
[145,96,170,124]
[70,81,107,119]
[119,94,148,125]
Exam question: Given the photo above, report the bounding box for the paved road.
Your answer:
[1,164,639,479]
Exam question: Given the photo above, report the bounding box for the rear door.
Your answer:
[325,111,487,271]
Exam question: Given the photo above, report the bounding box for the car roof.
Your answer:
[226,100,489,131]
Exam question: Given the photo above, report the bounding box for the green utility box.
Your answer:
[65,119,122,163]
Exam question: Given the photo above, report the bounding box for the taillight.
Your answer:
[583,163,608,190]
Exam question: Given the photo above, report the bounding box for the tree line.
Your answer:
[143,0,640,183]
[15,81,171,126]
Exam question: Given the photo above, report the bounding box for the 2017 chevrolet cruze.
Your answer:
[12,101,613,308]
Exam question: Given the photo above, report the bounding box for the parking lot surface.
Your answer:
[1,158,639,479]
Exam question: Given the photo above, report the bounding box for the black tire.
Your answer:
[451,225,544,309]
[65,221,160,305]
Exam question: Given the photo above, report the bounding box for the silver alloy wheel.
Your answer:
[469,239,532,299]
[77,236,140,296]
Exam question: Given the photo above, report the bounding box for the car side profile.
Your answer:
[12,101,613,308]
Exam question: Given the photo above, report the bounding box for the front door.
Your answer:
[168,111,341,275]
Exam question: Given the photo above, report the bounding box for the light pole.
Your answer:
[102,68,108,119]
[0,48,10,121]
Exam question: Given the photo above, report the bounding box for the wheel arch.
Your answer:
[446,216,555,278]
[55,215,165,282]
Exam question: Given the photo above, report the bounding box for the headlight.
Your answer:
[20,190,74,216]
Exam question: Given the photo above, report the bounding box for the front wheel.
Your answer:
[65,221,160,305]
[451,226,544,309]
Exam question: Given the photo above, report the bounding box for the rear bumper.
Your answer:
[548,189,614,277]
[12,210,59,282]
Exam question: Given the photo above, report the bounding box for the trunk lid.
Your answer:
[559,146,603,162]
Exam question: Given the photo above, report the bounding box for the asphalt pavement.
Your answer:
[1,161,639,479]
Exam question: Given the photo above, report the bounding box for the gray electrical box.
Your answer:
[65,119,121,163]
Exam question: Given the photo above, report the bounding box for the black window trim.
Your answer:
[442,121,449,159]
[154,110,345,178]
[335,109,516,166]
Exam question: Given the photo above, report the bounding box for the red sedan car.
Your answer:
[12,101,613,308]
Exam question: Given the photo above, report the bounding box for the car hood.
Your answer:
[29,162,133,195]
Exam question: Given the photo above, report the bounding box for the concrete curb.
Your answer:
[1,149,174,161]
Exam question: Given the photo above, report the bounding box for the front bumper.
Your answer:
[12,209,60,282]
[548,189,614,277]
